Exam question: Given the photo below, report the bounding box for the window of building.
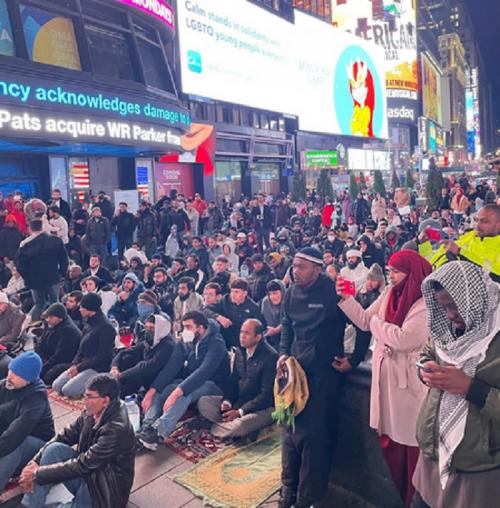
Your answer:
[138,40,174,93]
[20,3,81,70]
[85,24,135,80]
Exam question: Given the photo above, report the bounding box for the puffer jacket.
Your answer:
[34,399,135,508]
[247,264,275,303]
[85,216,110,246]
[416,330,500,472]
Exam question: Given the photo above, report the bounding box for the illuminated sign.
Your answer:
[348,148,390,170]
[302,150,338,169]
[331,0,418,99]
[0,0,14,57]
[177,0,388,138]
[421,53,442,126]
[0,74,189,149]
[116,0,174,27]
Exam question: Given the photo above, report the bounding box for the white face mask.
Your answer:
[182,329,195,343]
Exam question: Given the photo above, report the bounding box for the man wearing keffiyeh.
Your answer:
[412,261,500,508]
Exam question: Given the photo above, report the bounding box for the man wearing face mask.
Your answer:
[137,311,229,451]
[323,228,345,259]
[173,277,204,329]
[0,352,54,499]
[110,314,175,397]
[35,303,81,386]
[339,249,369,294]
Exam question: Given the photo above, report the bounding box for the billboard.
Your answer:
[331,0,418,127]
[421,53,442,126]
[301,150,338,169]
[0,0,14,56]
[177,0,388,138]
[348,148,390,170]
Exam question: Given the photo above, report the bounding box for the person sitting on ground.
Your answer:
[209,255,235,295]
[108,272,144,327]
[19,374,135,508]
[82,254,114,285]
[173,277,204,329]
[413,261,500,508]
[52,293,116,399]
[0,352,54,498]
[63,265,83,294]
[184,254,207,293]
[205,278,266,349]
[268,252,291,281]
[247,254,275,303]
[198,318,277,439]
[64,290,84,331]
[0,291,25,352]
[35,303,81,386]
[339,249,369,294]
[137,311,230,451]
[150,267,177,318]
[4,264,25,298]
[261,279,285,351]
[110,314,175,397]
[203,282,222,308]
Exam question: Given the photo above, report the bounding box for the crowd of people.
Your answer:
[0,173,498,508]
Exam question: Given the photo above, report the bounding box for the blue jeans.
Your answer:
[30,284,59,322]
[23,443,91,508]
[142,379,222,438]
[52,369,97,399]
[0,436,45,493]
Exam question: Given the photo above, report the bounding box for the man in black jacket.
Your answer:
[85,206,110,264]
[47,189,71,223]
[110,314,175,396]
[16,218,69,322]
[198,318,277,438]
[251,193,273,253]
[111,202,137,261]
[0,352,54,497]
[277,247,346,508]
[0,214,24,263]
[20,374,135,508]
[82,253,114,284]
[206,278,266,349]
[136,201,157,258]
[64,290,84,331]
[35,303,82,386]
[52,293,116,398]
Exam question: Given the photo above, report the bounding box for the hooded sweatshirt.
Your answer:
[108,273,145,326]
[261,279,286,328]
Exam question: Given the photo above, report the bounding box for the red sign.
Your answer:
[154,162,194,198]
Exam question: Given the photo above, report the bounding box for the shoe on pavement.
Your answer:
[137,427,159,451]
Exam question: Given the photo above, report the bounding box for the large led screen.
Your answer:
[331,0,418,102]
[421,53,442,126]
[177,0,388,138]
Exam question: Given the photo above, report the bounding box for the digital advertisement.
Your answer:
[0,0,14,57]
[421,53,442,126]
[20,4,82,70]
[177,0,388,138]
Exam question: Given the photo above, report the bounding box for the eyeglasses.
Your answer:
[82,393,104,400]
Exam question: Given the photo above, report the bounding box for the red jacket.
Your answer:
[321,204,334,227]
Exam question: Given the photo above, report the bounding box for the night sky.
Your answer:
[467,0,500,133]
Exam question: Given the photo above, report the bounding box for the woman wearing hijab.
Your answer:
[338,250,432,506]
[413,261,500,508]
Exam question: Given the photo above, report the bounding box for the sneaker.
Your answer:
[137,427,159,451]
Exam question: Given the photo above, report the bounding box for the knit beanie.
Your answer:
[45,303,67,320]
[366,263,386,283]
[138,290,158,307]
[295,247,323,266]
[9,352,42,383]
[80,292,102,312]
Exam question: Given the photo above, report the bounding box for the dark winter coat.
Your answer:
[16,233,68,290]
[34,399,135,508]
[247,264,275,303]
[224,339,277,414]
[137,209,156,239]
[85,216,110,246]
[111,211,137,239]
[0,379,55,459]
[0,226,24,260]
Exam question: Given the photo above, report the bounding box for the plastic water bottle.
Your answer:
[240,264,249,278]
[124,395,140,433]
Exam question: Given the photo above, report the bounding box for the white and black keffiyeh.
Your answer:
[421,261,499,489]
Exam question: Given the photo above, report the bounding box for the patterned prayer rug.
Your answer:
[47,389,86,411]
[172,430,282,508]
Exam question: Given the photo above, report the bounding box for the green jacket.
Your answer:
[416,331,500,473]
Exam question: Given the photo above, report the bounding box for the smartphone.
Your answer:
[338,276,356,297]
[416,359,433,373]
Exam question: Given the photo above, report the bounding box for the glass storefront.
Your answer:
[250,162,280,196]
[215,160,242,204]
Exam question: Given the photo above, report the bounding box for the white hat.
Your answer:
[346,249,362,258]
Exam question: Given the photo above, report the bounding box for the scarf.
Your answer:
[421,261,499,489]
[385,250,432,326]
